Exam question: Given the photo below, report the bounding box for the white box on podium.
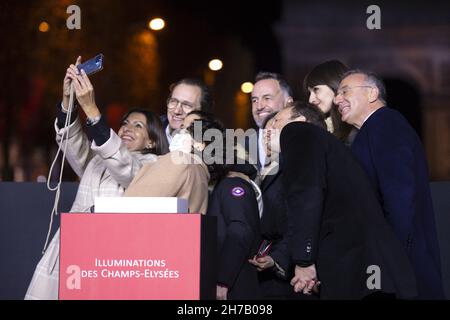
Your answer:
[94,197,189,213]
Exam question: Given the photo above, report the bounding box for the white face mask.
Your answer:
[169,130,193,154]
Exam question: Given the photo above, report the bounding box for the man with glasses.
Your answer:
[162,78,213,143]
[334,70,444,299]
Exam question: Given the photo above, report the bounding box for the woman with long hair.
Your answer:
[303,60,356,144]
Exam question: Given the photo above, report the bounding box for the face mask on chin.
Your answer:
[169,130,193,154]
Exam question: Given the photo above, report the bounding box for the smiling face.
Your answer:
[334,73,374,128]
[251,79,290,128]
[308,84,335,114]
[167,84,202,132]
[263,107,306,155]
[118,112,152,152]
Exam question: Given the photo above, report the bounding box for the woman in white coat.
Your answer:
[25,57,169,300]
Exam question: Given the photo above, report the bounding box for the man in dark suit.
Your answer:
[334,70,444,299]
[278,103,417,299]
[248,72,293,169]
[249,106,327,300]
[249,149,292,299]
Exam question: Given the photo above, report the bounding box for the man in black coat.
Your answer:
[335,70,444,299]
[278,103,417,299]
[249,108,326,300]
[251,157,293,299]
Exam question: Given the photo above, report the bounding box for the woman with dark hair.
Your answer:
[303,60,355,144]
[124,116,225,214]
[208,151,262,300]
[121,108,169,156]
[25,57,168,300]
[181,110,217,130]
[200,122,262,300]
[195,115,263,300]
[126,111,263,299]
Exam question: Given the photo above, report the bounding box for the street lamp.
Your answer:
[148,18,165,31]
[38,21,50,32]
[240,82,253,93]
[208,59,223,71]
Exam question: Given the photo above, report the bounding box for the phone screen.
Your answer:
[77,54,104,76]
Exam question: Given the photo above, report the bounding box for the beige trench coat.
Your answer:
[24,117,157,300]
[124,151,210,215]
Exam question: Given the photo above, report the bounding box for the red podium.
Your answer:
[59,213,216,300]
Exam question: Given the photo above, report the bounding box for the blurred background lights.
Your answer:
[208,59,223,71]
[241,82,253,93]
[148,18,165,30]
[38,21,49,32]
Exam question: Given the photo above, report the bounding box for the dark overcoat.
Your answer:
[281,121,417,299]
[351,107,444,299]
[207,165,262,299]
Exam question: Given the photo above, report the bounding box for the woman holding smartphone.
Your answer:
[25,57,168,300]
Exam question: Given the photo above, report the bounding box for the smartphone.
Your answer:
[77,54,104,75]
[256,240,272,257]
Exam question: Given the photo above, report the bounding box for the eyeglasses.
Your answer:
[336,85,374,98]
[167,97,197,113]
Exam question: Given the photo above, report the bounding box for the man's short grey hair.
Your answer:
[342,69,386,104]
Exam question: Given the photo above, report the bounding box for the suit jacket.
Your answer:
[260,161,285,241]
[280,121,417,299]
[258,159,296,299]
[207,168,262,299]
[351,107,444,299]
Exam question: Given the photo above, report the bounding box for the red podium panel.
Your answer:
[59,213,216,300]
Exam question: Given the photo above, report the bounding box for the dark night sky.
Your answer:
[1,0,284,107]
[0,0,284,180]
[1,0,449,181]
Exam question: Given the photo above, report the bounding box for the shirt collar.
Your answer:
[165,124,173,144]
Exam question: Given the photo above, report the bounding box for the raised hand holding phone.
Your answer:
[72,69,100,119]
[65,54,104,119]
